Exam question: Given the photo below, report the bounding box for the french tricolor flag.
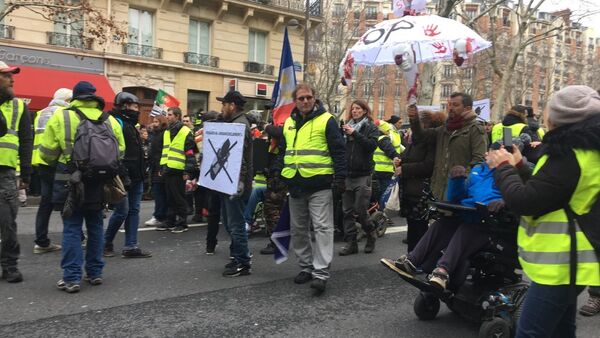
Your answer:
[271,28,297,126]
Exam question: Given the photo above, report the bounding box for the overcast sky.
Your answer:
[539,0,600,35]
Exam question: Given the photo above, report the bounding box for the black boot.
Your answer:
[260,241,275,255]
[339,238,358,256]
[364,232,376,253]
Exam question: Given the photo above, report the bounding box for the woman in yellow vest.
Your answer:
[487,85,600,338]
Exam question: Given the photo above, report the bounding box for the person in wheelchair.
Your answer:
[391,161,506,291]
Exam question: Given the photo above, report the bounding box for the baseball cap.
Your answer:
[217,91,246,107]
[0,61,20,74]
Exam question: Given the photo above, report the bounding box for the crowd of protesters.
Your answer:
[1,59,599,336]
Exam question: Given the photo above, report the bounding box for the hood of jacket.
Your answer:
[49,99,70,108]
[543,115,600,157]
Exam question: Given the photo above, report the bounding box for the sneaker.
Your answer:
[144,217,162,227]
[294,271,313,284]
[259,242,275,255]
[20,201,27,207]
[122,248,152,258]
[57,279,80,293]
[2,268,23,283]
[429,268,449,290]
[33,243,62,254]
[155,223,175,231]
[103,247,116,257]
[222,263,251,277]
[310,278,327,293]
[206,243,216,255]
[171,226,189,234]
[83,276,103,285]
[394,255,418,275]
[580,295,600,316]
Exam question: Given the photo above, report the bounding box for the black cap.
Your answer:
[217,91,246,107]
[73,81,97,100]
[386,115,401,124]
[511,105,528,115]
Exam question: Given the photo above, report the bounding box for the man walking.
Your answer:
[104,92,152,258]
[40,81,125,293]
[32,88,71,254]
[156,107,196,233]
[216,91,252,277]
[274,84,346,293]
[0,62,32,283]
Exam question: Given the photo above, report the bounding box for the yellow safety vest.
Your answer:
[0,98,24,169]
[161,125,191,170]
[281,112,334,179]
[491,123,527,143]
[253,173,267,187]
[519,150,600,286]
[537,128,545,141]
[373,130,404,173]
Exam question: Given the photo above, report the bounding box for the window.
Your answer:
[365,6,377,20]
[465,5,478,19]
[364,83,372,96]
[129,8,153,46]
[464,68,473,79]
[51,0,84,48]
[441,84,453,97]
[443,65,453,78]
[189,19,210,55]
[333,4,345,16]
[249,30,267,64]
[187,90,209,116]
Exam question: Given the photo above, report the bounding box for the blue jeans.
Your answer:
[516,282,583,338]
[105,180,143,250]
[152,182,167,221]
[61,209,104,282]
[220,195,250,266]
[243,186,266,224]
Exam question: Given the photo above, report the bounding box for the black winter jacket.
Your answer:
[400,136,435,202]
[494,115,600,218]
[149,128,165,183]
[344,118,379,177]
[112,110,145,183]
[274,102,346,193]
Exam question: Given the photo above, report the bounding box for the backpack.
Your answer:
[70,107,120,179]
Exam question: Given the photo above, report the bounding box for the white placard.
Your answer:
[417,105,442,112]
[473,98,491,122]
[199,122,246,195]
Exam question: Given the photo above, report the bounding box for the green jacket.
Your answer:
[410,114,487,200]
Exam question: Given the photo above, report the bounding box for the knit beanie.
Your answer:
[72,81,97,100]
[548,85,600,127]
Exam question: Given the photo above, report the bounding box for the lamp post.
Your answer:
[288,0,310,82]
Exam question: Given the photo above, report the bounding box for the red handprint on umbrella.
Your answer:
[432,42,448,54]
[424,24,441,37]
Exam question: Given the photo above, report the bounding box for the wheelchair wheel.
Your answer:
[414,292,440,321]
[370,211,389,238]
[478,317,510,338]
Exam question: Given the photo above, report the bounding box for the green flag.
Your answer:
[155,89,180,108]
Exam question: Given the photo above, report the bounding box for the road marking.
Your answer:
[120,223,208,233]
[386,225,407,234]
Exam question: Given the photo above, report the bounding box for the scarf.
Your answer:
[446,114,464,132]
[348,116,369,133]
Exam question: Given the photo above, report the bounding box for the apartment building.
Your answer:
[0,0,320,124]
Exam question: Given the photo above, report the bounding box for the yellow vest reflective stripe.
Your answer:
[161,125,191,170]
[0,99,24,169]
[491,123,527,143]
[281,112,334,179]
[519,150,600,286]
[537,128,545,140]
[254,173,267,187]
[373,131,404,173]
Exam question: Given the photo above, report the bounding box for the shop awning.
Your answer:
[13,65,115,111]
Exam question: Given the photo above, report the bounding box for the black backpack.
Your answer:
[70,107,120,178]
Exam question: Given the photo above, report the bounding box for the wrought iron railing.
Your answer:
[47,32,90,49]
[0,24,15,40]
[244,61,274,75]
[244,0,322,17]
[123,43,163,59]
[184,52,219,68]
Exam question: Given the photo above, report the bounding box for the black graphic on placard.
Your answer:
[205,138,237,183]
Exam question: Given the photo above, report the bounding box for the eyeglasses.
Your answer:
[297,96,314,102]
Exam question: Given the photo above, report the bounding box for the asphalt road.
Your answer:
[1,202,598,337]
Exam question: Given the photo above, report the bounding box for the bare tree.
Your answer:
[1,0,127,47]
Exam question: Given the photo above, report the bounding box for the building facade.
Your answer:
[1,0,320,124]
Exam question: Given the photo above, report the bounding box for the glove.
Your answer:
[333,178,346,195]
[230,181,244,200]
[449,166,467,179]
[488,199,506,213]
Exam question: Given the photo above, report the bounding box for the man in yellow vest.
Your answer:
[490,105,535,143]
[0,61,32,283]
[156,106,197,233]
[32,88,72,254]
[372,120,403,208]
[274,83,346,293]
[487,85,600,337]
[40,81,125,293]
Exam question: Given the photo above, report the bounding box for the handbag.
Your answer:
[383,177,401,212]
[104,175,127,204]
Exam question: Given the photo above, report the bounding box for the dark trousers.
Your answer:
[407,217,489,277]
[206,190,221,246]
[34,168,55,247]
[164,173,187,225]
[152,182,167,221]
[516,283,584,338]
[0,169,19,270]
[589,286,600,297]
[194,187,207,215]
[342,176,373,240]
[406,217,428,252]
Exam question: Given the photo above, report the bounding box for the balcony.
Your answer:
[123,43,162,59]
[47,32,91,49]
[184,52,219,68]
[245,0,322,17]
[0,24,14,40]
[244,61,274,75]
